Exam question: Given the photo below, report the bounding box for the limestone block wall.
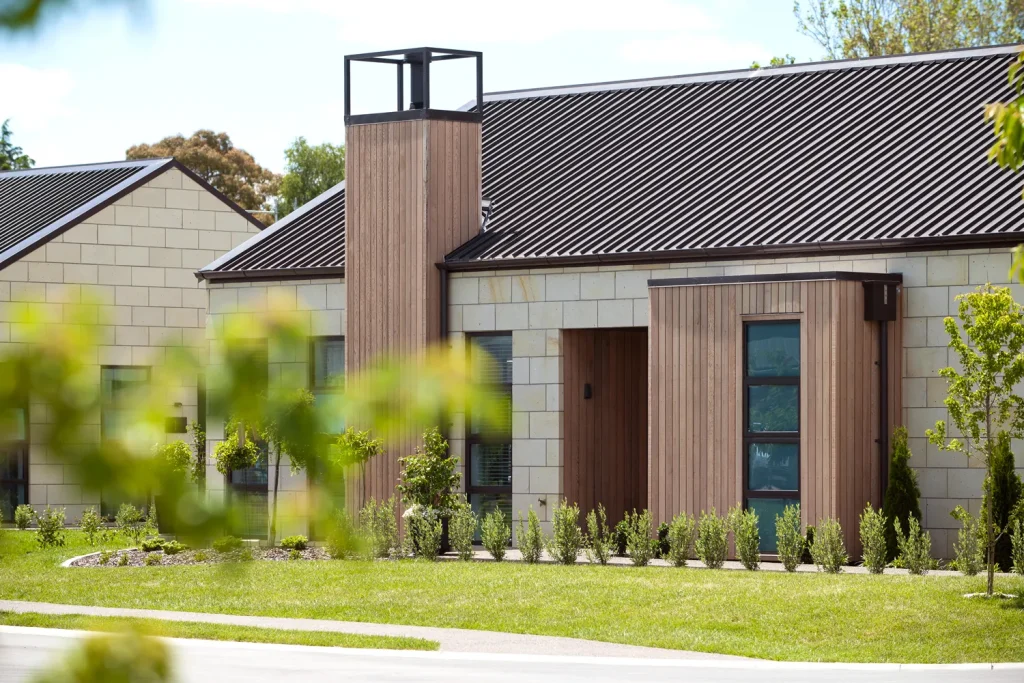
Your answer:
[1,167,260,521]
[447,247,1024,555]
[205,278,346,538]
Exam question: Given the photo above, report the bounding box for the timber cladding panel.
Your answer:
[648,277,902,555]
[345,119,481,506]
[563,329,649,526]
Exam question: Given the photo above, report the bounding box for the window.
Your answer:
[0,402,27,521]
[227,341,269,539]
[310,337,345,435]
[100,366,150,518]
[466,334,513,536]
[743,322,800,552]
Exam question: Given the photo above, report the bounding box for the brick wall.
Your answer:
[1,167,260,521]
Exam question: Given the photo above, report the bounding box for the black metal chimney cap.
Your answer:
[344,47,483,126]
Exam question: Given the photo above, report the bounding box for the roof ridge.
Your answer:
[481,43,1023,103]
[0,157,171,177]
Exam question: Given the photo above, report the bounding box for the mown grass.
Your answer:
[0,611,438,650]
[1,530,1023,662]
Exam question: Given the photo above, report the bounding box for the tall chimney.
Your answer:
[343,48,483,506]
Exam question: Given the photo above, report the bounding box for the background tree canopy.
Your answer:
[0,119,34,170]
[795,0,1024,60]
[277,137,346,219]
[126,130,279,222]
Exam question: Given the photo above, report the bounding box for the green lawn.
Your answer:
[1,530,1023,663]
[0,611,437,650]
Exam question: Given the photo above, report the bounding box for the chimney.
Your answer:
[343,48,483,505]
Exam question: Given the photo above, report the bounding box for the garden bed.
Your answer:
[69,546,331,567]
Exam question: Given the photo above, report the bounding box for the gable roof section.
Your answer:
[0,158,265,270]
[199,181,346,280]
[197,44,1024,279]
[448,44,1024,268]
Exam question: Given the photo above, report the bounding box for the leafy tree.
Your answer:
[882,425,922,561]
[795,0,1024,59]
[397,427,461,513]
[750,55,798,69]
[985,432,1022,570]
[278,137,345,218]
[1,0,142,33]
[927,285,1024,595]
[0,119,33,171]
[126,130,279,220]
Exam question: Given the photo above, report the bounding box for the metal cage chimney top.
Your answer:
[344,47,483,126]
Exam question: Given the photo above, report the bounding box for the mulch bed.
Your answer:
[70,546,331,567]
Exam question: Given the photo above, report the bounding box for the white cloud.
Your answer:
[0,64,75,134]
[188,0,717,44]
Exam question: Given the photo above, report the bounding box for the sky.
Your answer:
[0,0,822,174]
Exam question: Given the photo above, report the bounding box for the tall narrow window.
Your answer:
[100,366,150,518]
[466,334,513,535]
[0,398,27,521]
[310,336,345,435]
[228,340,269,539]
[743,322,800,552]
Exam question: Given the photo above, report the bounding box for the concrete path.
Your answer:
[3,626,1022,683]
[0,599,735,659]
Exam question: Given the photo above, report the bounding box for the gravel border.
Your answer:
[67,546,330,568]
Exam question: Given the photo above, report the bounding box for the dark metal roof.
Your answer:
[0,159,172,267]
[199,181,345,280]
[202,45,1024,279]
[0,158,265,270]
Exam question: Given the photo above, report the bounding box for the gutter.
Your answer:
[197,266,346,283]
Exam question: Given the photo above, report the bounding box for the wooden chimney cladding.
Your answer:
[648,277,902,556]
[345,119,481,506]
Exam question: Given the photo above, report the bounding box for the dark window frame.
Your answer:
[0,394,29,517]
[308,335,346,394]
[224,341,269,539]
[99,365,152,517]
[465,332,513,498]
[742,321,801,509]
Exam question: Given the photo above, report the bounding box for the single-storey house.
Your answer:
[0,158,263,522]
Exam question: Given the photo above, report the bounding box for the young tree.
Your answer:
[882,426,922,561]
[277,137,345,218]
[795,0,1024,60]
[126,130,279,220]
[927,285,1024,595]
[0,119,33,171]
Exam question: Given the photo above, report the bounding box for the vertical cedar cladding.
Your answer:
[563,329,649,526]
[345,119,482,507]
[648,277,901,557]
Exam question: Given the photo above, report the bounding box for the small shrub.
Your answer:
[161,540,186,556]
[115,503,147,546]
[449,502,477,561]
[695,508,728,569]
[859,503,887,574]
[14,504,32,530]
[882,426,922,562]
[665,511,696,567]
[894,515,932,575]
[810,517,848,573]
[79,507,101,546]
[612,519,630,556]
[193,550,209,562]
[517,507,545,564]
[408,512,442,560]
[656,522,671,558]
[728,505,760,571]
[238,547,255,562]
[280,535,308,551]
[775,504,804,572]
[326,511,362,559]
[212,536,244,553]
[481,507,510,561]
[548,499,584,565]
[584,504,613,565]
[117,552,130,566]
[98,550,114,565]
[141,537,166,552]
[144,552,161,566]
[950,505,983,577]
[1011,517,1024,575]
[624,509,655,567]
[35,506,66,549]
[358,497,399,559]
[289,549,302,561]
